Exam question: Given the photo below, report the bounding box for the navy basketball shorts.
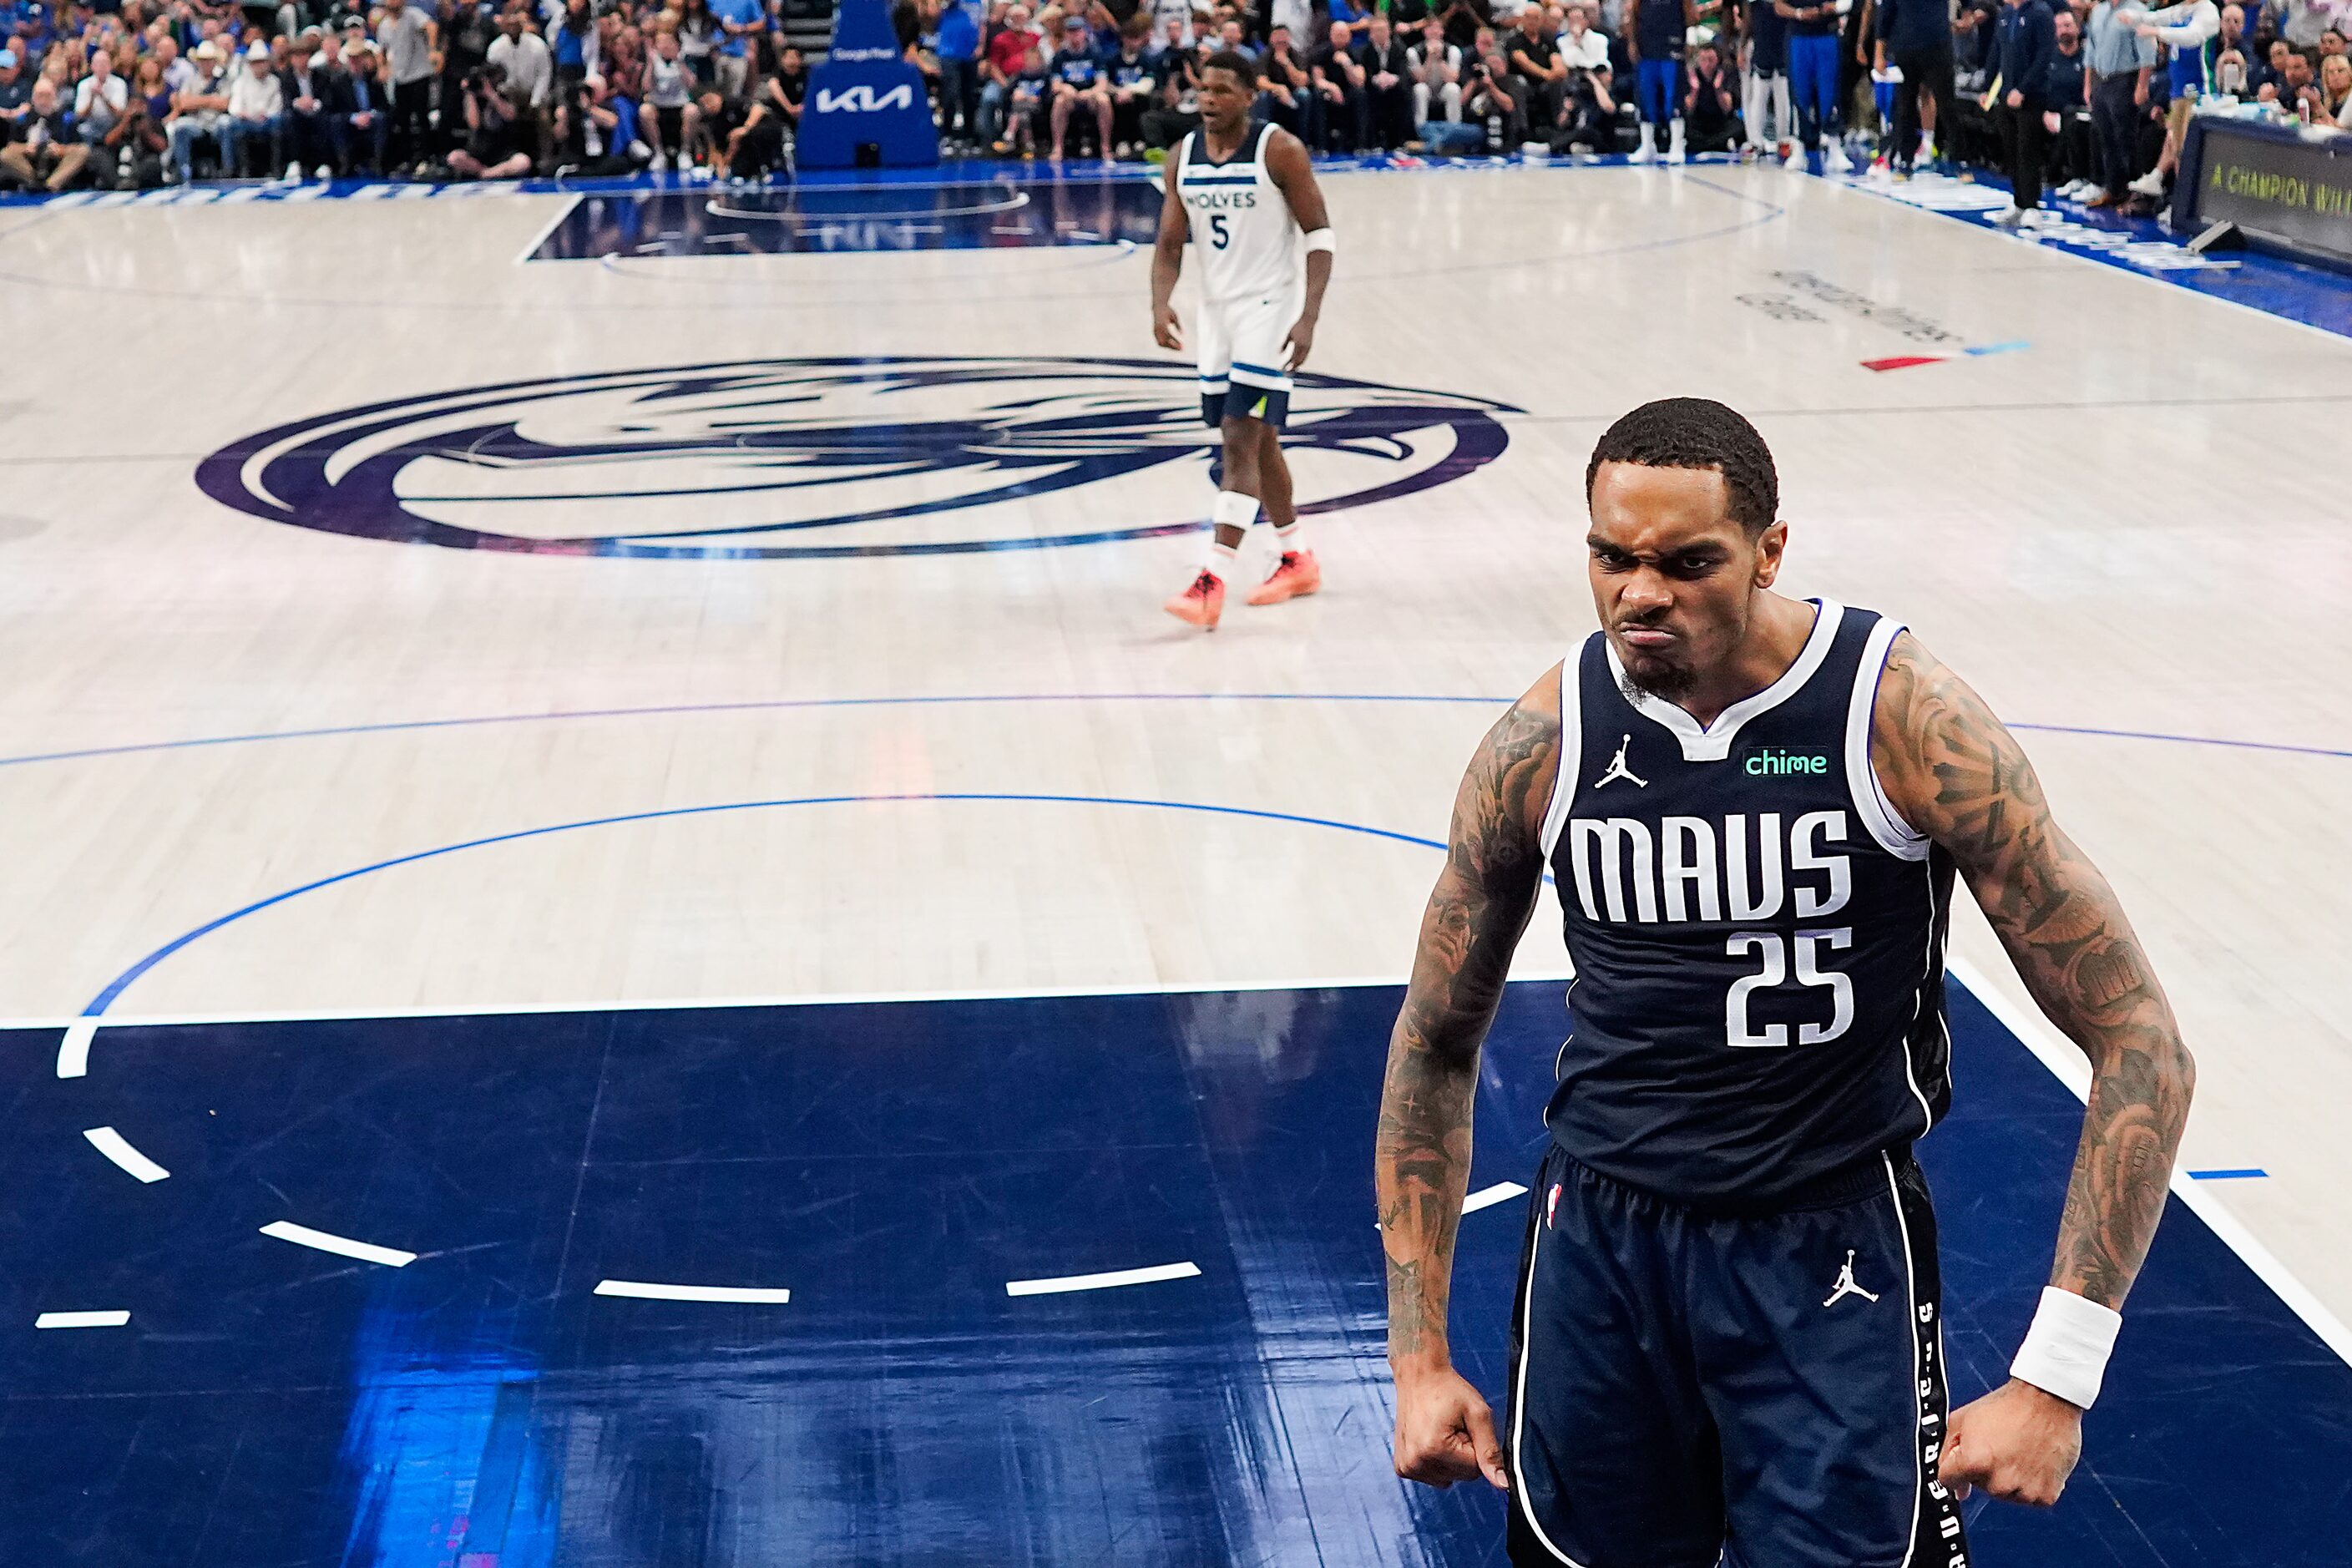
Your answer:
[1505,1146,1968,1568]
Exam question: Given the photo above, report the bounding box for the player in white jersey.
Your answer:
[1151,49,1335,630]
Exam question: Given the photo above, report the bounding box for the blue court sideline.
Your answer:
[3,978,2344,1565]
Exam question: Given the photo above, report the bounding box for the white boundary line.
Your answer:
[260,1220,417,1267]
[55,1016,95,1076]
[510,192,584,266]
[1946,954,2352,1368]
[0,964,1575,1034]
[594,1278,791,1304]
[1005,1261,1201,1297]
[82,1126,169,1183]
[1828,174,2352,355]
[1462,1180,1530,1214]
[27,964,2344,1362]
[1376,1179,1530,1231]
[34,1310,131,1329]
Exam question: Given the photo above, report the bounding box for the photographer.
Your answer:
[1556,3,1618,149]
[1464,39,1527,148]
[117,57,171,187]
[439,0,497,159]
[552,71,640,174]
[447,59,530,175]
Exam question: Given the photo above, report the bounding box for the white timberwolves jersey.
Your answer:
[1175,123,1303,306]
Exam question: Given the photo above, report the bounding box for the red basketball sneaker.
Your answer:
[1163,569,1225,630]
[1245,549,1320,607]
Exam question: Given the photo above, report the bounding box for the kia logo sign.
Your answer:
[815,83,915,113]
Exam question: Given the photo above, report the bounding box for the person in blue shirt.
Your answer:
[1047,15,1110,156]
[1007,43,1051,154]
[551,0,596,88]
[932,0,981,142]
[1990,0,2058,224]
[710,0,766,99]
[1102,13,1159,154]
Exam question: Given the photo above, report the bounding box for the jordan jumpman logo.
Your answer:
[1595,733,1647,789]
[1822,1249,1881,1308]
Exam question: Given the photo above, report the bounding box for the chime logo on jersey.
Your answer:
[1561,809,1854,926]
[1745,748,1830,776]
[195,357,1517,559]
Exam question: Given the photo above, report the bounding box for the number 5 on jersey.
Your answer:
[1207,213,1231,249]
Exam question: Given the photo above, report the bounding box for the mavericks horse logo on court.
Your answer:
[195,357,1518,559]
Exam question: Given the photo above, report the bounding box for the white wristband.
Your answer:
[1303,227,1336,255]
[2008,1287,2123,1409]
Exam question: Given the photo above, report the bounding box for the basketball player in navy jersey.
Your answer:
[1375,399,2195,1565]
[1151,49,1333,631]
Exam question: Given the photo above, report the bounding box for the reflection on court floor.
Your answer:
[4,979,2343,1565]
[530,176,1165,260]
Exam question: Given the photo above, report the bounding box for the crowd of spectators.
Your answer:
[923,0,2348,172]
[1869,0,2349,221]
[0,0,2344,190]
[0,0,811,189]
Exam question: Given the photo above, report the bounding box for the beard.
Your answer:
[1618,647,1697,706]
[1620,664,1696,706]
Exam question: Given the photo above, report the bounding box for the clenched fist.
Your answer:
[1939,1378,2083,1508]
[1393,1363,1509,1491]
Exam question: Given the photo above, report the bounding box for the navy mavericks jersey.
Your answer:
[1538,600,1956,1208]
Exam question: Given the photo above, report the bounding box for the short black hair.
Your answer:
[1585,397,1778,535]
[1201,48,1259,87]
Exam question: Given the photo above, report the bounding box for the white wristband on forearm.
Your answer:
[2009,1287,2123,1409]
[1303,227,1336,255]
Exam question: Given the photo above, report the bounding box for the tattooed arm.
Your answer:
[1378,671,1560,1492]
[1873,630,2195,1507]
